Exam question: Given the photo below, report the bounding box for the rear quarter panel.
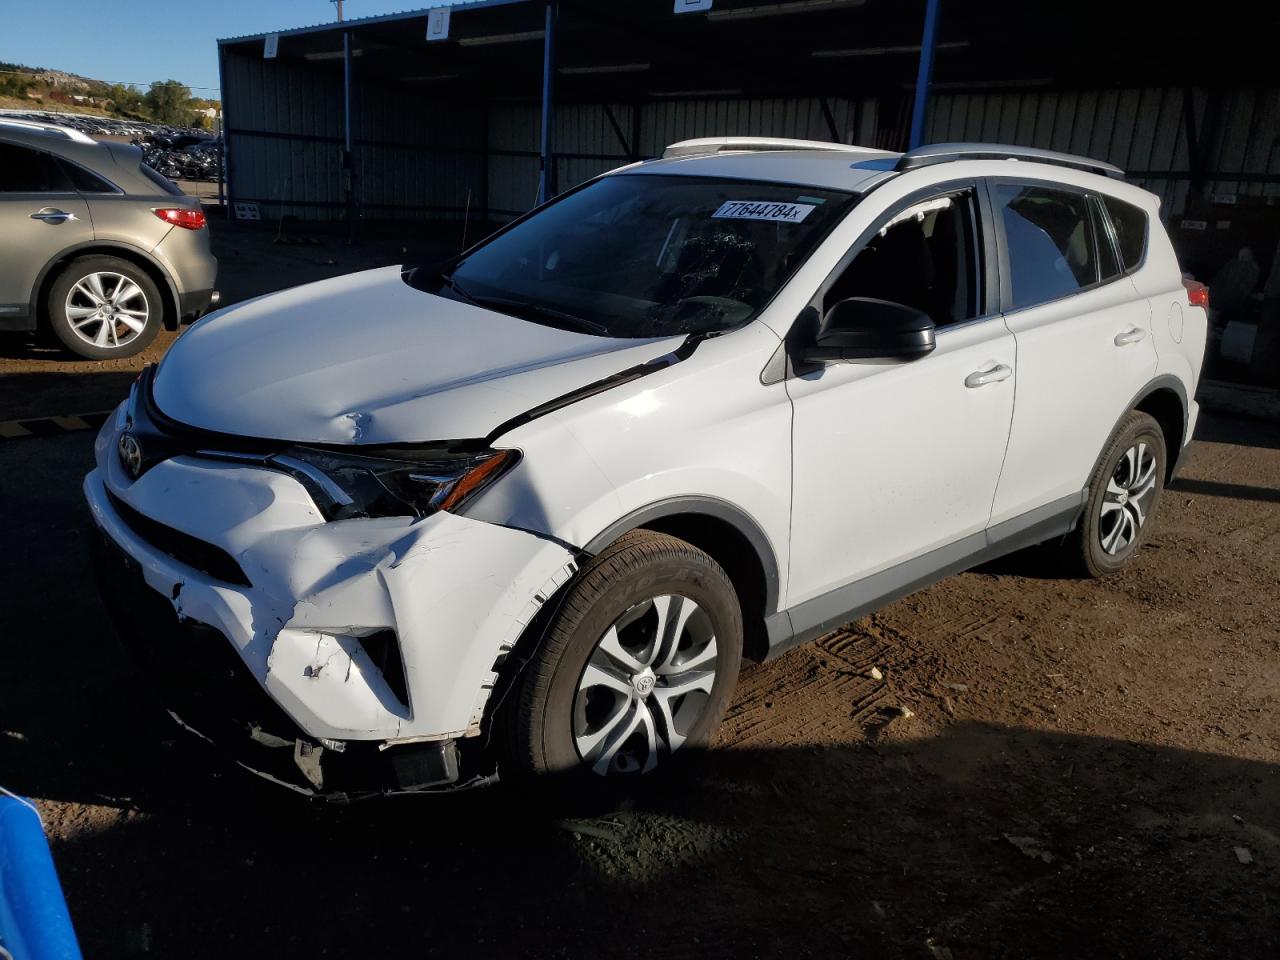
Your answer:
[1128,201,1207,446]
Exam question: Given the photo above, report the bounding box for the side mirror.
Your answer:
[801,297,936,363]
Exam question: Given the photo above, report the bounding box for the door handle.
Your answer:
[1114,327,1147,346]
[30,208,78,224]
[964,363,1013,388]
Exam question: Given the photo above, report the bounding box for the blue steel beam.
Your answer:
[537,0,557,205]
[343,30,356,238]
[908,0,941,150]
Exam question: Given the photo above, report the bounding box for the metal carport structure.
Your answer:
[216,0,1280,241]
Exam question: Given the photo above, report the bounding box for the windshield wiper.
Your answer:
[467,293,609,336]
[433,272,608,336]
[435,271,480,306]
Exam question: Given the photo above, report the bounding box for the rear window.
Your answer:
[140,162,184,196]
[1103,196,1148,271]
[58,158,118,193]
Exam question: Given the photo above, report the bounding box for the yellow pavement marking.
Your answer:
[51,416,92,431]
[0,421,32,439]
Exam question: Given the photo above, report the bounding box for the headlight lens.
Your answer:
[268,446,518,520]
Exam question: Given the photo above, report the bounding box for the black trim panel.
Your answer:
[583,494,781,618]
[0,307,31,331]
[179,288,218,320]
[764,491,1086,658]
[485,335,702,444]
[105,488,251,587]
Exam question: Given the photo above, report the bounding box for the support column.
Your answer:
[537,0,558,205]
[216,46,229,209]
[343,30,356,240]
[908,0,941,151]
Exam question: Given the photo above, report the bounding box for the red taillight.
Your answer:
[152,207,207,230]
[1183,278,1209,310]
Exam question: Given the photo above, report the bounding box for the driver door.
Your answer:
[784,184,1016,610]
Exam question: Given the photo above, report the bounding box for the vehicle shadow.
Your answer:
[1193,409,1280,452]
[8,688,1278,958]
[0,369,138,422]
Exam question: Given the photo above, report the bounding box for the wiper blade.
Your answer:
[466,293,609,336]
[436,272,480,306]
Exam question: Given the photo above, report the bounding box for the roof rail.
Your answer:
[662,136,883,159]
[896,142,1124,179]
[0,117,97,145]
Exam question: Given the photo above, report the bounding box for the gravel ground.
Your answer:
[2,221,1278,958]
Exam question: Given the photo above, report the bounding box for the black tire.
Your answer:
[47,256,163,359]
[502,529,742,786]
[1060,410,1167,578]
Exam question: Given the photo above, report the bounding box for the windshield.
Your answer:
[412,174,856,338]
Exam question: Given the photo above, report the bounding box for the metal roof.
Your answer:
[217,0,520,44]
[217,0,1279,89]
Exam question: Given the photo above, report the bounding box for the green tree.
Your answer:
[144,79,192,126]
[105,83,146,118]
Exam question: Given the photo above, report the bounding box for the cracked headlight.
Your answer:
[269,446,519,521]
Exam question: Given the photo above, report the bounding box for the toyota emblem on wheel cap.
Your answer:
[118,432,143,479]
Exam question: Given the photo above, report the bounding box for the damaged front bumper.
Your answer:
[84,410,577,798]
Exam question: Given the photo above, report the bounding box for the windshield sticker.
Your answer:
[712,200,816,224]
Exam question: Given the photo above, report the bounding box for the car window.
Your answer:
[994,184,1098,309]
[1103,195,1147,272]
[58,158,117,194]
[0,142,73,193]
[823,190,981,326]
[417,174,857,338]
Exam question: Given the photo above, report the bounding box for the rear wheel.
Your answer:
[47,256,163,359]
[1060,410,1166,578]
[503,530,742,785]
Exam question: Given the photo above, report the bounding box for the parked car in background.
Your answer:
[0,118,218,359]
[86,138,1206,799]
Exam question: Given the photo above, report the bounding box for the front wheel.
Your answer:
[1060,410,1167,578]
[503,530,742,785]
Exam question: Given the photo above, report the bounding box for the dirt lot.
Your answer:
[2,220,1279,958]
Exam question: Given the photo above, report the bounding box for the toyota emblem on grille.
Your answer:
[118,432,143,479]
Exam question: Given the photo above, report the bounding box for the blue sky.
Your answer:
[1,0,420,98]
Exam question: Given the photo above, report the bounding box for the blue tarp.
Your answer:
[0,795,82,960]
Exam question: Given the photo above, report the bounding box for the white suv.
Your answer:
[86,138,1207,798]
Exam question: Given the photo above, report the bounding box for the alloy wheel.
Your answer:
[1099,441,1158,555]
[572,594,718,775]
[65,272,150,350]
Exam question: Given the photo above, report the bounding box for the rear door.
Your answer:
[0,140,94,322]
[986,179,1158,526]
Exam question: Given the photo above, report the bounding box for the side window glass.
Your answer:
[994,184,1097,309]
[58,158,115,193]
[0,142,72,193]
[1103,195,1148,272]
[824,190,980,327]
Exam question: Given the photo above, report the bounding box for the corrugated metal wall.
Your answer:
[223,42,1278,227]
[486,96,879,218]
[926,86,1280,217]
[222,48,486,221]
[222,51,345,219]
[223,51,883,224]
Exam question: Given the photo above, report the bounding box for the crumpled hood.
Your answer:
[154,266,680,444]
